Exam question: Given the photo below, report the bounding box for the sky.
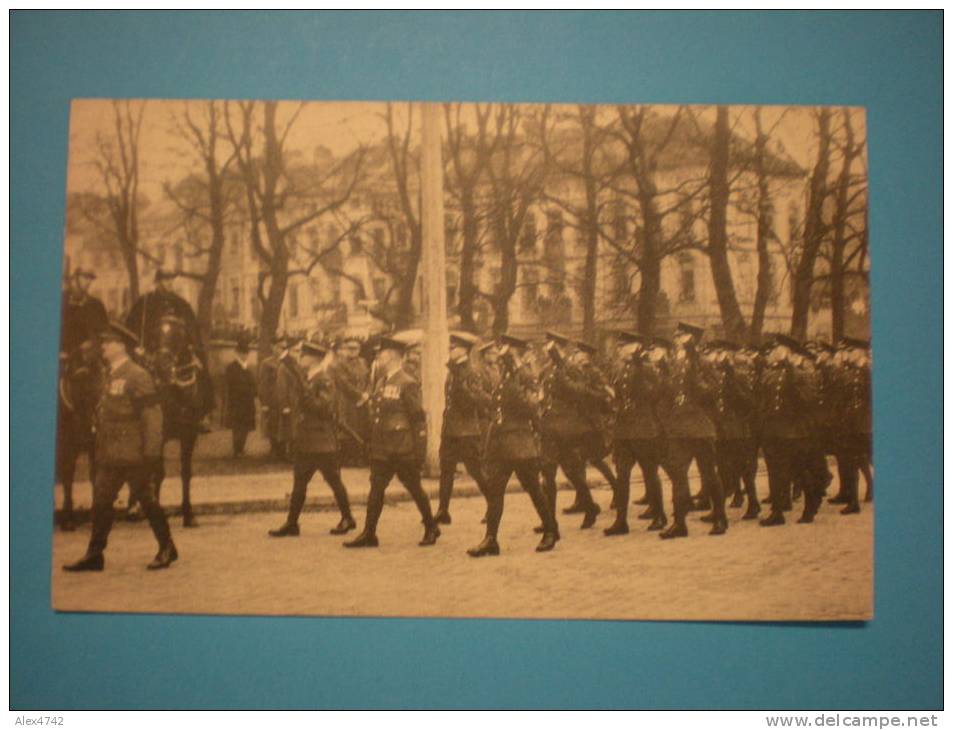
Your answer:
[66,98,866,204]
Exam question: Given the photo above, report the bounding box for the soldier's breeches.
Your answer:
[290,454,352,523]
[483,459,555,539]
[438,436,486,510]
[366,458,433,534]
[89,465,170,555]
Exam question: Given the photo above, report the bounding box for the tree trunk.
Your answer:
[829,107,856,343]
[749,108,771,345]
[581,178,599,342]
[635,177,663,337]
[122,245,139,304]
[791,108,832,340]
[457,190,479,331]
[707,105,747,341]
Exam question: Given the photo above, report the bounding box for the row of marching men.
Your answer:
[62,318,872,571]
[265,321,872,558]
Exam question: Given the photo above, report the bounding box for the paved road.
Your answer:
[52,470,873,622]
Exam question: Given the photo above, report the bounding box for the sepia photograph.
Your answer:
[51,98,872,622]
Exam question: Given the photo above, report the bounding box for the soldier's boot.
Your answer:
[741,499,761,520]
[329,516,357,535]
[759,511,785,527]
[535,531,558,552]
[63,552,105,572]
[729,492,745,509]
[840,502,861,515]
[603,517,629,536]
[647,512,668,531]
[419,523,441,547]
[467,536,500,557]
[343,531,379,548]
[580,501,601,529]
[637,506,657,520]
[708,516,728,536]
[344,487,383,548]
[269,522,301,537]
[147,541,178,570]
[659,518,688,540]
[435,469,454,525]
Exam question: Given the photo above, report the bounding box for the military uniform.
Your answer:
[60,290,108,356]
[606,347,667,534]
[469,340,558,556]
[831,353,872,514]
[275,349,303,455]
[64,323,176,571]
[257,353,282,457]
[656,330,728,537]
[345,340,437,548]
[757,342,827,525]
[538,341,602,528]
[435,347,492,524]
[270,344,355,536]
[328,352,370,465]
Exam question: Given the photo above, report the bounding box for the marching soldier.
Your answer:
[63,322,177,572]
[269,340,356,537]
[538,332,601,529]
[656,323,728,538]
[831,337,872,515]
[344,335,439,548]
[434,332,492,525]
[275,334,303,460]
[604,332,667,535]
[757,334,826,526]
[705,340,761,521]
[328,335,370,466]
[258,335,285,459]
[60,268,108,356]
[467,334,558,557]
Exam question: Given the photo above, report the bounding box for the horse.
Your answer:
[139,313,212,527]
[55,341,102,531]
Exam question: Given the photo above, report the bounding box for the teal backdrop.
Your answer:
[10,11,942,709]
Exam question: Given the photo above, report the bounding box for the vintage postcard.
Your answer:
[52,98,872,621]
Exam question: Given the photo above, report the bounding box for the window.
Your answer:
[230,282,241,318]
[519,215,537,253]
[288,283,299,318]
[521,267,539,310]
[678,254,696,303]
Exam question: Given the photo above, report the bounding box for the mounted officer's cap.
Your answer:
[498,333,529,351]
[301,340,329,359]
[839,336,871,351]
[675,322,705,340]
[101,320,139,349]
[574,339,597,355]
[450,331,479,351]
[544,330,572,347]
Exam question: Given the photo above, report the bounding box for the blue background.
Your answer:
[11,11,942,709]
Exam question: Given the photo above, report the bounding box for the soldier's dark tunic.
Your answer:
[710,360,760,518]
[758,361,827,523]
[436,355,492,519]
[85,358,172,557]
[480,364,557,542]
[328,356,370,464]
[258,355,282,454]
[538,360,601,519]
[360,368,435,538]
[831,361,872,513]
[60,291,108,356]
[610,355,666,528]
[275,353,303,454]
[657,353,728,533]
[224,358,257,456]
[284,368,353,526]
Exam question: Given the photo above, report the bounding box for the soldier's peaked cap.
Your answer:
[675,322,705,339]
[544,331,572,346]
[839,336,871,351]
[574,339,597,355]
[478,341,498,354]
[101,320,139,347]
[301,340,329,358]
[615,330,645,344]
[377,335,410,353]
[498,333,530,350]
[450,331,479,350]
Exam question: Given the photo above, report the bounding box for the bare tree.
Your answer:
[790,108,833,340]
[162,101,240,342]
[224,100,367,355]
[82,100,147,300]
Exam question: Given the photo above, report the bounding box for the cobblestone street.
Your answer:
[52,465,873,622]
